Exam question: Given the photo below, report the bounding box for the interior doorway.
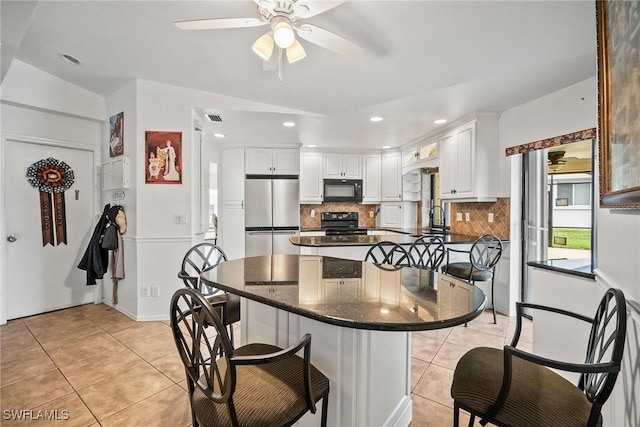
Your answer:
[205,163,219,243]
[521,139,595,305]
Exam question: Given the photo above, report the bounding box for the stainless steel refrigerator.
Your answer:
[245,176,299,257]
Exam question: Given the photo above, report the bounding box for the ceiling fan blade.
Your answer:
[296,23,361,55]
[293,1,346,19]
[175,17,266,30]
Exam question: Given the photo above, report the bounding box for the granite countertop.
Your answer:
[527,258,595,279]
[201,254,487,331]
[291,232,478,247]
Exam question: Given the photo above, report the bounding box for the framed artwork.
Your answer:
[109,112,124,157]
[145,131,182,184]
[597,0,640,208]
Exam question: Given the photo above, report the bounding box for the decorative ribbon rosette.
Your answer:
[26,157,75,246]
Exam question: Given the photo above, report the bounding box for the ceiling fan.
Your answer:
[174,0,361,69]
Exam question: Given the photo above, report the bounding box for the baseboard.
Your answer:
[386,395,412,427]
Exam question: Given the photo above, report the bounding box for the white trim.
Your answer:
[133,236,193,243]
[3,133,98,152]
[387,396,413,427]
[0,100,104,124]
[101,298,169,322]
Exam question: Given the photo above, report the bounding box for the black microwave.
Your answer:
[323,179,363,203]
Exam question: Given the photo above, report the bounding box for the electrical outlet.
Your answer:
[310,209,315,218]
[151,286,160,297]
[465,212,470,222]
[488,213,494,223]
[141,286,149,297]
[456,212,463,221]
[369,211,374,218]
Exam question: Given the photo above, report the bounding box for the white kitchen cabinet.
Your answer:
[298,256,322,303]
[402,139,438,170]
[379,202,403,228]
[439,116,499,201]
[245,148,300,175]
[324,278,361,301]
[299,152,323,203]
[381,152,402,201]
[378,201,417,229]
[363,154,381,203]
[220,148,245,260]
[324,153,362,179]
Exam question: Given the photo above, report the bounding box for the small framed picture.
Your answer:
[145,131,182,184]
[109,112,124,157]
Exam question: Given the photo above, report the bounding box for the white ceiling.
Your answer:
[1,0,598,150]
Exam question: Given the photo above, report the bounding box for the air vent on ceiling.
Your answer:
[205,114,222,122]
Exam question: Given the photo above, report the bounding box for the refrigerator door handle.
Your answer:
[272,231,297,235]
[247,231,273,235]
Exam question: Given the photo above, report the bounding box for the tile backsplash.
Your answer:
[449,198,510,241]
[300,203,378,229]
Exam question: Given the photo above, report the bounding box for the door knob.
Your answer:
[7,235,17,242]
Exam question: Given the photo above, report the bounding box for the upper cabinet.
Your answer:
[402,139,438,172]
[362,154,381,203]
[381,152,402,201]
[324,153,362,179]
[245,148,300,175]
[439,116,499,201]
[300,152,323,204]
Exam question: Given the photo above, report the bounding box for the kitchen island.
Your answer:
[202,254,486,426]
[290,232,478,262]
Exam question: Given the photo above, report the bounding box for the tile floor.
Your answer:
[0,304,531,427]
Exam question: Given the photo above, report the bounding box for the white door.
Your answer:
[5,141,96,319]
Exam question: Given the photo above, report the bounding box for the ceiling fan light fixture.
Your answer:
[273,20,295,48]
[286,39,306,63]
[252,33,275,60]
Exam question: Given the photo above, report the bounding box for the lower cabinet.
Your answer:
[324,279,361,301]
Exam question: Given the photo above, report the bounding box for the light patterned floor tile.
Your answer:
[77,364,173,420]
[99,384,191,427]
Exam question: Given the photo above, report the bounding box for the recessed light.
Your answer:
[283,121,295,127]
[60,53,81,65]
[382,145,391,149]
[434,119,447,124]
[308,144,316,148]
[213,133,226,138]
[370,116,383,122]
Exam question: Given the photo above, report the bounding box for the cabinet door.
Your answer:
[272,149,300,175]
[363,154,381,202]
[221,148,245,205]
[402,147,418,167]
[439,133,456,198]
[454,126,474,197]
[220,204,245,260]
[324,153,343,178]
[379,203,402,228]
[381,153,402,201]
[324,279,341,300]
[342,154,362,179]
[245,148,273,174]
[300,152,323,203]
[298,256,322,303]
[342,279,361,300]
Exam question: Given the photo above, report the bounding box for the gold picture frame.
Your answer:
[597,0,640,208]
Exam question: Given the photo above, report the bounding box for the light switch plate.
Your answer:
[488,213,494,223]
[456,212,463,221]
[465,212,470,222]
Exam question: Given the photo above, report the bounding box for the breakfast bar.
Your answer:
[202,254,486,426]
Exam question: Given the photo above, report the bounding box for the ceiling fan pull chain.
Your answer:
[278,48,283,82]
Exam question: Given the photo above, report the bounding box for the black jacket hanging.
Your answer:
[78,204,110,285]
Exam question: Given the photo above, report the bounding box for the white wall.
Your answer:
[500,76,640,426]
[0,61,104,324]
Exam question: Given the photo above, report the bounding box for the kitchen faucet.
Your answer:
[428,205,446,233]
